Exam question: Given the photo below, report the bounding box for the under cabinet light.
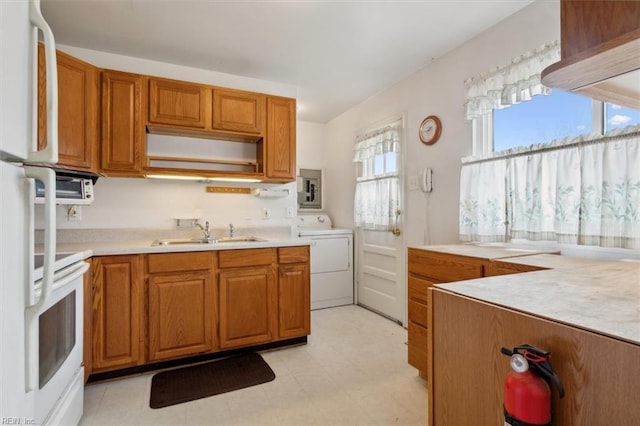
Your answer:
[145,174,263,183]
[145,174,204,181]
[208,177,263,183]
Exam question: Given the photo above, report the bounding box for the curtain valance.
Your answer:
[464,41,560,121]
[353,127,400,162]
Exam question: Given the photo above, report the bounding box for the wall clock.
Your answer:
[419,115,442,145]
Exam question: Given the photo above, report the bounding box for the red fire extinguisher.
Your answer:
[501,344,565,426]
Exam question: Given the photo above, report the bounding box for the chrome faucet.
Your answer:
[229,223,235,238]
[194,220,211,239]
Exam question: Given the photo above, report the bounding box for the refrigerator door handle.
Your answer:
[24,165,56,392]
[27,0,58,164]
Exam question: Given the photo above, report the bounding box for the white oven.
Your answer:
[28,254,89,425]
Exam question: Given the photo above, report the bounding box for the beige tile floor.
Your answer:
[80,305,428,425]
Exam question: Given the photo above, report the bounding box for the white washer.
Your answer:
[297,214,354,310]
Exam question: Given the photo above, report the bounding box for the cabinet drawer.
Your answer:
[408,275,436,303]
[408,321,429,373]
[278,246,309,264]
[147,252,214,273]
[408,248,484,282]
[408,299,428,328]
[218,248,273,268]
[408,321,428,347]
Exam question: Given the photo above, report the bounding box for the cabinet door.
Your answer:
[219,266,276,349]
[213,88,265,134]
[265,96,296,181]
[100,70,144,176]
[148,77,209,128]
[38,46,98,171]
[148,272,215,361]
[83,259,93,382]
[277,263,310,339]
[92,255,143,372]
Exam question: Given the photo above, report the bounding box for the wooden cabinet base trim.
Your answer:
[86,336,306,383]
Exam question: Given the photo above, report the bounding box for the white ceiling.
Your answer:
[42,0,534,123]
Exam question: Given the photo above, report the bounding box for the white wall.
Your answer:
[323,0,559,246]
[42,178,297,230]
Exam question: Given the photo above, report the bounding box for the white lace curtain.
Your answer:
[353,126,401,230]
[460,127,640,249]
[464,41,560,121]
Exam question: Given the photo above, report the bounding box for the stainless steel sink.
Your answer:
[151,236,266,246]
[151,238,215,246]
[216,236,266,243]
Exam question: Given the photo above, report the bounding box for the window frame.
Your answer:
[473,96,609,156]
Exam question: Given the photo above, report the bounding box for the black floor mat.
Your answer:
[149,352,275,409]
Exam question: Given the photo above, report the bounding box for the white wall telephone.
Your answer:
[421,168,433,192]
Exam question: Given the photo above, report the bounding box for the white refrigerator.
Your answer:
[1,1,88,424]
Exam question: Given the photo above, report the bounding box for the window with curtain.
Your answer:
[460,41,640,249]
[353,125,401,231]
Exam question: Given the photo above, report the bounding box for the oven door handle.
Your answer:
[25,166,56,310]
[52,261,89,291]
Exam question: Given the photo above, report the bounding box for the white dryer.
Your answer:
[297,214,354,310]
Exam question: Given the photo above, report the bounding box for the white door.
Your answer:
[357,228,405,323]
[353,120,405,324]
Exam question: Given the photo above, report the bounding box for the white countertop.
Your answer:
[435,256,640,346]
[45,236,311,257]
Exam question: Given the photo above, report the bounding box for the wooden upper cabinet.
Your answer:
[100,70,144,176]
[265,96,296,182]
[542,0,640,109]
[559,0,640,59]
[38,46,98,171]
[213,88,265,134]
[148,77,209,128]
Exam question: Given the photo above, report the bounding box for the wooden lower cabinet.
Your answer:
[407,248,482,377]
[407,274,437,374]
[86,246,310,377]
[277,247,310,339]
[91,255,143,372]
[429,289,640,426]
[147,252,216,362]
[83,261,93,382]
[219,264,276,349]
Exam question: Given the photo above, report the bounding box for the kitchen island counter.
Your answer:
[428,252,640,426]
[435,255,640,345]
